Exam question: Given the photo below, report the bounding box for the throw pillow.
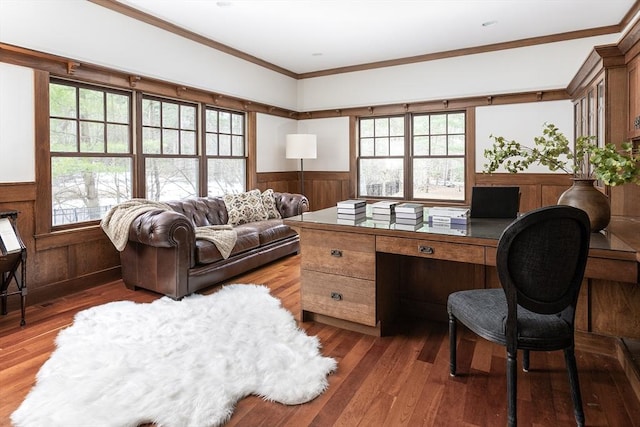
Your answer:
[262,189,281,219]
[224,190,269,225]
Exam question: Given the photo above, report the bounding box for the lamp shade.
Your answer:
[285,134,317,159]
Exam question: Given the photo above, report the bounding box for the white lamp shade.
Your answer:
[285,134,317,159]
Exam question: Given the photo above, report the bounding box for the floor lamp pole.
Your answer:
[300,158,305,196]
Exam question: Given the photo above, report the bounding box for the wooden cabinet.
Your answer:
[300,229,377,327]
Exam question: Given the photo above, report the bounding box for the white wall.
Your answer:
[297,36,618,111]
[0,62,34,183]
[257,115,350,172]
[475,100,574,173]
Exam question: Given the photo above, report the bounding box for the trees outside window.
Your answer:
[205,107,246,196]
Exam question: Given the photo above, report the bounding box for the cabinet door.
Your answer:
[629,57,640,139]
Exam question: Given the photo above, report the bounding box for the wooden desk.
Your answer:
[285,207,640,337]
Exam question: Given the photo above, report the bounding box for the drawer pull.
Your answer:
[331,292,343,301]
[419,245,435,254]
[330,249,343,257]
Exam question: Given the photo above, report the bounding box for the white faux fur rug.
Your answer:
[11,284,337,427]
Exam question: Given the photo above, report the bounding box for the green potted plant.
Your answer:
[483,123,640,231]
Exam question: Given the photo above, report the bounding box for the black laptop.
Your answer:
[470,186,520,218]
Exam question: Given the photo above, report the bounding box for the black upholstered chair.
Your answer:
[447,205,591,427]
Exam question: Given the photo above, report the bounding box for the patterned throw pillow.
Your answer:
[261,189,281,219]
[224,190,269,225]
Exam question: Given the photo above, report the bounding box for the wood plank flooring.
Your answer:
[1,254,639,426]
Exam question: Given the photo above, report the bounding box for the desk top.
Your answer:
[285,207,638,261]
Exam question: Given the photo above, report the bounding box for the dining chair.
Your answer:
[447,205,591,426]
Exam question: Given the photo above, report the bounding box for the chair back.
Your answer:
[496,205,591,319]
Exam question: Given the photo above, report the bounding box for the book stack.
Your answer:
[394,203,424,231]
[371,200,398,222]
[428,207,470,226]
[336,199,366,222]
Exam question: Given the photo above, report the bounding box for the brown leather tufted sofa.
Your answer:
[120,192,309,299]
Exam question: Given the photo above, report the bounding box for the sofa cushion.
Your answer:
[236,219,297,246]
[224,190,269,226]
[195,227,260,264]
[261,189,282,219]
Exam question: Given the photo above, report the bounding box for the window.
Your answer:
[358,111,466,201]
[205,107,246,196]
[49,80,132,226]
[48,80,248,227]
[141,96,199,201]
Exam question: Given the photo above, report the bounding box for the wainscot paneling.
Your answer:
[0,182,120,312]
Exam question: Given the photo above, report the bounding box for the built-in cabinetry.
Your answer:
[628,54,640,140]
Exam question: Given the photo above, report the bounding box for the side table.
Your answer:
[0,210,27,326]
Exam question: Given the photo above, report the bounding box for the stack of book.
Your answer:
[428,207,470,226]
[336,199,366,222]
[394,203,424,230]
[371,200,398,222]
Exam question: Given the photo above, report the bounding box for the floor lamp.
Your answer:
[286,134,317,196]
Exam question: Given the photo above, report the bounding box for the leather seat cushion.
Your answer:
[195,227,259,264]
[236,220,297,245]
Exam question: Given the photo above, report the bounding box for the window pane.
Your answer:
[219,134,231,156]
[50,84,76,118]
[389,117,404,136]
[448,134,465,155]
[206,134,218,155]
[413,158,465,200]
[162,103,179,128]
[232,135,244,156]
[106,124,129,153]
[219,112,231,133]
[430,135,447,155]
[430,114,446,134]
[359,158,403,197]
[413,116,429,135]
[106,93,129,124]
[162,129,179,154]
[50,118,77,152]
[360,138,374,156]
[208,158,246,196]
[448,113,465,134]
[180,105,196,130]
[375,137,389,156]
[142,127,161,154]
[231,114,243,134]
[142,99,161,126]
[79,88,104,121]
[360,119,374,137]
[413,136,428,156]
[389,137,404,156]
[206,110,218,132]
[145,157,198,201]
[51,157,132,226]
[181,130,196,155]
[79,122,104,153]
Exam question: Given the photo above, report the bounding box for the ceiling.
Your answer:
[111,0,638,76]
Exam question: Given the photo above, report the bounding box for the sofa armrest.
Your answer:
[128,209,195,249]
[274,192,310,218]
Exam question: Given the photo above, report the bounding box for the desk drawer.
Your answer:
[301,229,375,280]
[301,269,376,326]
[376,235,485,264]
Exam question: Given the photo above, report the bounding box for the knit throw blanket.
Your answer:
[101,199,172,251]
[195,225,237,259]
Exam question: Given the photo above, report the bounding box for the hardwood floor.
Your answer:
[1,254,639,426]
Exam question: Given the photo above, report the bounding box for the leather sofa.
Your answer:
[119,192,309,299]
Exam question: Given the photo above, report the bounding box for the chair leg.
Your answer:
[449,312,457,376]
[507,350,517,427]
[522,349,530,372]
[564,347,585,427]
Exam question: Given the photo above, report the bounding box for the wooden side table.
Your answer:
[0,210,27,326]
